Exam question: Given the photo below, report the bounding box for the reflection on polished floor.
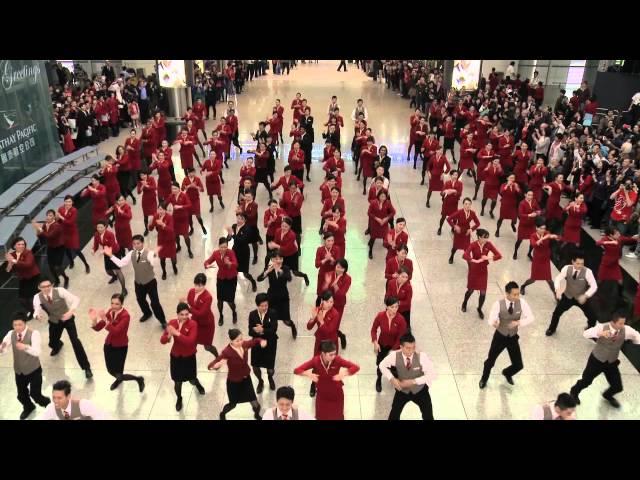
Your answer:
[1,60,638,420]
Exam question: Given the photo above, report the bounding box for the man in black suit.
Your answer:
[257,250,297,339]
[75,103,91,148]
[300,109,314,142]
[323,124,340,149]
[102,61,116,85]
[299,126,313,182]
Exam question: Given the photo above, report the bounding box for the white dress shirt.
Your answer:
[379,351,437,388]
[109,248,159,270]
[488,297,534,328]
[262,406,315,420]
[583,323,640,343]
[531,402,576,420]
[37,398,109,420]
[554,265,598,299]
[33,288,80,320]
[0,327,41,357]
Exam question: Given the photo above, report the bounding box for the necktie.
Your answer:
[47,295,53,304]
[573,270,578,280]
[281,414,288,420]
[17,333,22,342]
[508,302,514,315]
[405,356,411,370]
[136,251,142,263]
[63,411,70,420]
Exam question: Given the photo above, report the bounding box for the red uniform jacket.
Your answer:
[273,174,304,192]
[9,249,40,279]
[160,318,198,357]
[264,207,286,238]
[384,229,409,261]
[204,249,238,279]
[321,197,346,219]
[370,311,407,349]
[187,288,215,345]
[209,339,262,382]
[93,308,130,347]
[517,199,541,240]
[368,199,396,240]
[288,149,305,171]
[315,245,340,294]
[137,177,158,217]
[57,206,81,250]
[447,209,480,251]
[280,190,303,218]
[150,212,176,259]
[384,256,414,280]
[38,222,65,249]
[273,228,298,257]
[92,229,120,254]
[441,180,463,217]
[181,176,204,216]
[463,241,502,291]
[385,279,413,313]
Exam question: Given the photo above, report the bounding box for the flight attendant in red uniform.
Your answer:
[291,93,303,122]
[474,141,497,200]
[481,158,503,218]
[141,120,157,166]
[137,170,157,236]
[495,173,521,237]
[288,141,305,181]
[367,190,396,259]
[181,168,207,236]
[459,133,478,181]
[192,99,207,140]
[498,129,514,172]
[320,186,345,235]
[420,130,439,184]
[274,99,285,143]
[200,150,225,212]
[167,183,193,258]
[461,229,502,319]
[543,173,573,232]
[152,112,167,148]
[161,302,205,412]
[520,222,560,297]
[110,195,133,252]
[294,340,360,420]
[358,137,378,193]
[268,217,310,285]
[407,109,422,162]
[124,129,142,180]
[315,233,339,297]
[4,237,40,318]
[158,139,176,182]
[101,155,120,206]
[92,220,126,296]
[32,211,68,287]
[183,273,218,357]
[442,116,457,163]
[426,147,451,209]
[384,244,413,280]
[214,118,232,165]
[438,170,463,235]
[263,199,286,245]
[81,175,109,227]
[149,202,178,280]
[371,297,408,392]
[595,227,637,288]
[115,145,136,205]
[513,143,532,189]
[528,156,548,203]
[447,197,480,264]
[561,193,587,247]
[306,290,340,367]
[514,190,541,260]
[321,259,351,351]
[323,206,347,257]
[384,218,408,262]
[239,190,262,264]
[149,151,172,202]
[204,237,239,326]
[175,129,198,176]
[57,195,90,273]
[385,268,413,330]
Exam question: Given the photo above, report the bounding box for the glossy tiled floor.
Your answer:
[2,60,638,420]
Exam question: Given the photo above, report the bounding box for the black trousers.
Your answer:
[139,99,150,124]
[16,367,48,410]
[48,317,91,370]
[388,386,433,420]
[549,295,597,332]
[481,331,523,382]
[571,354,623,399]
[337,60,347,71]
[135,279,166,325]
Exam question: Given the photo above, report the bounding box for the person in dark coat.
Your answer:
[248,293,278,393]
[300,126,314,182]
[257,249,298,338]
[226,213,258,291]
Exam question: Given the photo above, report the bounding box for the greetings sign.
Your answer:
[0,60,62,194]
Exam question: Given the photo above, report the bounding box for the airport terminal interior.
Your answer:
[1,59,639,420]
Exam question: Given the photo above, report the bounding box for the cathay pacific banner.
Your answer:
[0,60,62,194]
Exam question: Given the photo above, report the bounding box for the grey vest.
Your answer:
[564,266,588,299]
[395,351,425,394]
[592,324,625,363]
[11,329,40,375]
[55,399,91,420]
[38,289,68,324]
[272,407,298,420]
[542,403,553,420]
[131,249,156,285]
[497,299,522,337]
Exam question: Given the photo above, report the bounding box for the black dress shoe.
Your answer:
[426,202,430,208]
[138,377,145,393]
[495,231,500,237]
[268,376,276,391]
[85,369,94,379]
[196,383,205,395]
[461,304,467,313]
[368,251,373,260]
[512,253,517,260]
[162,272,167,280]
[502,371,514,385]
[121,289,128,299]
[490,212,495,219]
[37,397,51,408]
[545,329,555,337]
[176,246,182,253]
[188,251,194,259]
[603,395,620,408]
[20,405,35,420]
[232,311,238,324]
[339,332,347,350]
[218,317,224,326]
[437,228,442,236]
[375,377,382,393]
[256,380,264,394]
[85,265,91,274]
[160,322,168,330]
[303,274,310,287]
[108,276,118,284]
[479,379,487,389]
[189,228,194,236]
[570,392,581,405]
[139,314,152,323]
[448,257,454,264]
[63,277,70,289]
[176,397,183,411]
[144,229,149,236]
[110,379,122,390]
[219,412,226,420]
[520,287,526,296]
[291,323,298,339]
[477,308,484,319]
[51,341,64,356]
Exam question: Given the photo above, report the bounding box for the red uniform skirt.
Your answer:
[467,262,488,291]
[530,251,552,281]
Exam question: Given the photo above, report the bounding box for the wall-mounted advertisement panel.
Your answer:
[451,60,481,91]
[157,60,187,88]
